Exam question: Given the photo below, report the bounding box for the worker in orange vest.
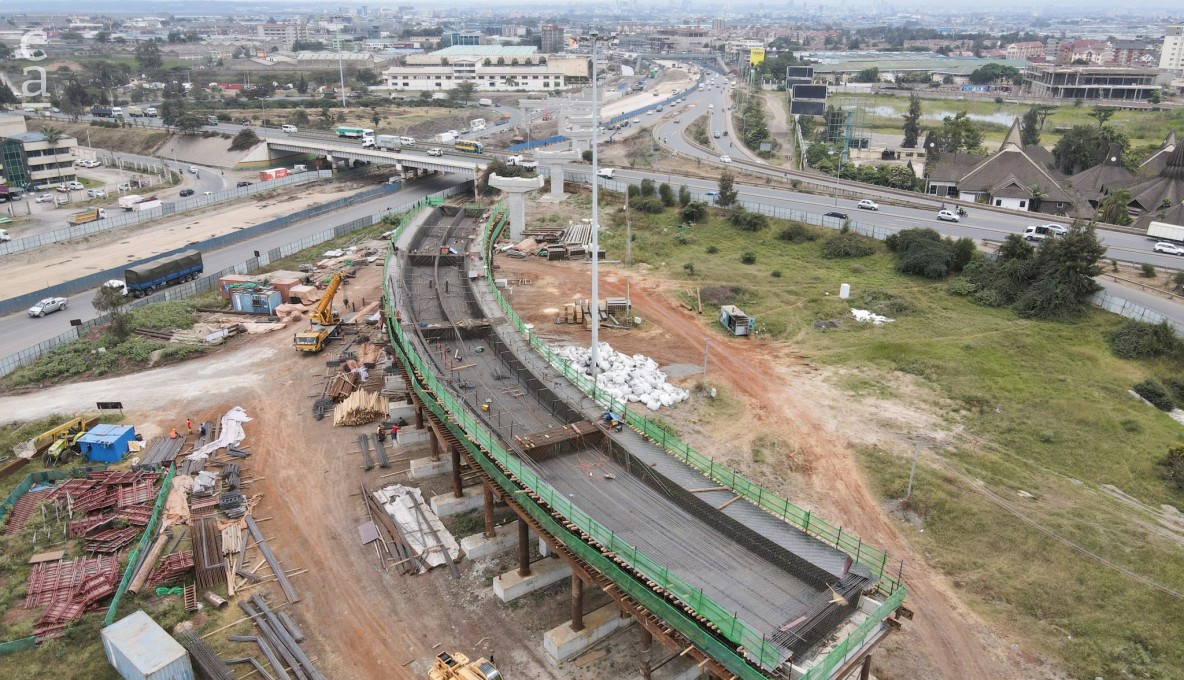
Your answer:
[170,428,178,439]
[186,417,192,434]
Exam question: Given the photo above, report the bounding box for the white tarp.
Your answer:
[373,484,460,574]
[850,309,894,325]
[187,406,252,463]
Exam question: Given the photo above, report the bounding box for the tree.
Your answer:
[95,31,111,43]
[1099,189,1132,225]
[449,81,476,105]
[853,67,880,83]
[160,98,188,129]
[902,92,922,148]
[658,183,675,207]
[933,111,984,154]
[640,178,656,198]
[41,126,67,188]
[681,201,707,222]
[968,63,1020,85]
[1033,104,1057,130]
[1052,124,1130,174]
[678,185,692,207]
[717,171,738,207]
[293,109,310,127]
[355,68,379,86]
[296,75,309,95]
[0,41,11,60]
[370,107,381,128]
[229,128,261,151]
[1088,106,1116,129]
[1020,107,1040,146]
[93,287,134,343]
[1013,224,1107,319]
[135,39,163,70]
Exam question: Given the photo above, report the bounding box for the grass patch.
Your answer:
[603,197,1184,677]
[131,300,198,331]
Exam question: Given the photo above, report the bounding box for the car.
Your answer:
[117,183,131,192]
[720,155,732,163]
[180,189,195,197]
[56,185,70,193]
[1153,241,1184,255]
[1040,223,1067,237]
[856,199,879,211]
[632,118,641,124]
[49,107,60,113]
[708,104,715,109]
[28,297,67,317]
[86,189,107,198]
[824,211,849,220]
[188,166,199,174]
[203,191,213,196]
[712,131,721,139]
[673,118,680,123]
[34,193,54,203]
[704,190,719,202]
[1023,225,1061,241]
[426,147,443,157]
[236,181,252,187]
[937,209,960,222]
[281,124,298,133]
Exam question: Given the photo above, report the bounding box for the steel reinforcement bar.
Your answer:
[476,205,909,680]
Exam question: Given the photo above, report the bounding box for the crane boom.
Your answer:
[310,273,343,326]
[293,272,344,353]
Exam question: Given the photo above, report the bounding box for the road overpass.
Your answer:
[265,139,486,179]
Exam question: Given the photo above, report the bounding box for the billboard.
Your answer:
[749,48,765,66]
[787,66,814,79]
[790,100,827,116]
[792,84,828,100]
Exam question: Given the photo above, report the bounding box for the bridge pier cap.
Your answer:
[488,173,545,241]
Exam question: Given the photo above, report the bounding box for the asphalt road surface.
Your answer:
[0,175,459,355]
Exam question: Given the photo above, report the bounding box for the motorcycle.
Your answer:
[956,207,967,217]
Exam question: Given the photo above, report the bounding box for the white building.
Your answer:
[384,61,568,92]
[257,23,309,48]
[1162,25,1184,72]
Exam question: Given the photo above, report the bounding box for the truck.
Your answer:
[376,134,402,151]
[135,198,162,212]
[294,273,343,352]
[66,208,107,225]
[126,106,144,117]
[1148,221,1184,243]
[90,107,114,118]
[478,98,493,107]
[260,168,290,182]
[123,250,203,297]
[434,131,458,145]
[505,155,536,170]
[118,195,145,210]
[469,118,486,131]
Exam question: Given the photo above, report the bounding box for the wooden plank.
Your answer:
[28,550,66,565]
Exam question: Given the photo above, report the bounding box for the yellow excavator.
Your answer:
[294,273,343,353]
[428,652,501,680]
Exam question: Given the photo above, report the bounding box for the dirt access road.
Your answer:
[498,256,1056,680]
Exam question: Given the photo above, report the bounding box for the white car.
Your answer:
[426,147,443,157]
[857,199,879,211]
[188,166,199,174]
[1153,241,1184,255]
[936,209,960,222]
[708,104,715,109]
[29,297,67,317]
[117,183,131,192]
[720,155,732,163]
[86,189,107,198]
[1040,223,1067,237]
[34,193,54,203]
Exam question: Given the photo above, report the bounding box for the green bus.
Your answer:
[454,139,484,154]
[336,126,375,139]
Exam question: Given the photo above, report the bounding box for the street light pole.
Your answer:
[337,29,348,109]
[589,33,601,401]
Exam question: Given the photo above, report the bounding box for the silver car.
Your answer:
[29,297,68,317]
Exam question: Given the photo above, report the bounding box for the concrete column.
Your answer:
[415,405,424,429]
[484,483,496,538]
[518,519,531,576]
[487,174,544,241]
[859,655,872,680]
[640,625,653,680]
[451,446,463,499]
[571,574,585,632]
[429,428,440,462]
[548,162,566,198]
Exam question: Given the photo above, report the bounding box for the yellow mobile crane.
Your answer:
[294,273,343,353]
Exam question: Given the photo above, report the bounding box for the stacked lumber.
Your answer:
[333,390,389,427]
[326,372,357,401]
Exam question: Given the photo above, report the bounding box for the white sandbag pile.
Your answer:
[558,342,689,411]
[850,308,894,325]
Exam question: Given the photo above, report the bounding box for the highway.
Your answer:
[0,175,457,355]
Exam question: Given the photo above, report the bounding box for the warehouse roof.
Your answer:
[433,45,538,57]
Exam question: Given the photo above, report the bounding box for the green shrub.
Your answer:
[1134,379,1175,411]
[110,337,165,363]
[777,223,819,243]
[1120,419,1142,433]
[705,245,719,254]
[948,278,978,296]
[682,262,695,275]
[771,270,782,278]
[1140,263,1157,278]
[1107,321,1181,359]
[681,201,708,222]
[973,288,1008,307]
[658,183,676,207]
[886,227,941,253]
[159,345,205,362]
[896,238,953,278]
[740,251,757,264]
[640,178,656,197]
[1161,446,1184,492]
[1163,377,1184,407]
[132,301,198,330]
[857,290,914,316]
[632,197,665,214]
[673,232,694,245]
[4,340,93,386]
[821,232,877,259]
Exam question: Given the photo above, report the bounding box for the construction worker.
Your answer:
[376,425,386,443]
[199,422,207,437]
[186,417,192,434]
[170,428,178,439]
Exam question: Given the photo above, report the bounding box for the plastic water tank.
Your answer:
[839,283,851,299]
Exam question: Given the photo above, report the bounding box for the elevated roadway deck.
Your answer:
[266,139,485,178]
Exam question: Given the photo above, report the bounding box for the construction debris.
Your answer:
[372,485,460,575]
[333,390,389,426]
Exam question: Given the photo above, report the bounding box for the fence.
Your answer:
[609,84,699,125]
[1,466,107,522]
[104,465,176,626]
[0,183,472,378]
[1091,290,1184,336]
[478,208,908,680]
[505,135,568,153]
[0,181,399,319]
[0,171,332,257]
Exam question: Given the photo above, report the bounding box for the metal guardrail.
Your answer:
[609,84,699,125]
[0,183,472,378]
[0,171,333,257]
[505,135,568,153]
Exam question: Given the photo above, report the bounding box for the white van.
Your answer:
[145,107,158,116]
[597,168,614,179]
[281,124,297,133]
[400,136,416,146]
[111,107,123,116]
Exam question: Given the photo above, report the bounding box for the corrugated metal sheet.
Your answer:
[101,610,194,680]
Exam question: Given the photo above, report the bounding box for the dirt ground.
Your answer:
[496,255,1061,680]
[600,63,698,120]
[0,181,370,298]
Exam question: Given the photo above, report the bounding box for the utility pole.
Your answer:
[905,442,920,499]
[589,33,601,400]
[624,187,632,266]
[337,29,348,109]
[702,338,710,381]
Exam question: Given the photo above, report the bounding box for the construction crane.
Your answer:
[428,652,501,680]
[294,272,343,353]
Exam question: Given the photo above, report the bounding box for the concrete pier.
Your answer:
[492,558,570,602]
[543,605,634,662]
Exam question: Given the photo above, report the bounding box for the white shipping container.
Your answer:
[102,610,194,680]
